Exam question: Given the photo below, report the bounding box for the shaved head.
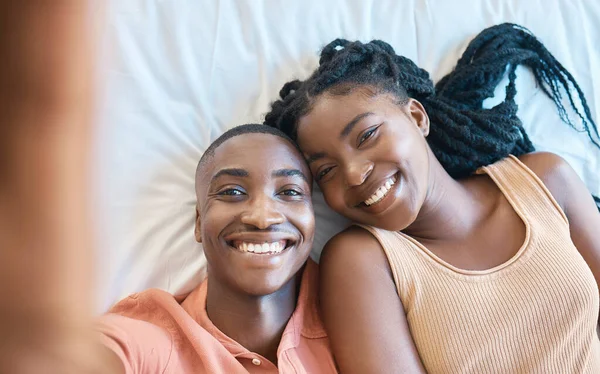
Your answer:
[196,124,299,185]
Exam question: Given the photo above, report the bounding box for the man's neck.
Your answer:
[205,273,302,365]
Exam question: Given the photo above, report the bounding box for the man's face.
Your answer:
[196,133,314,296]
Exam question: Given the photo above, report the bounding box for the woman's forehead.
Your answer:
[297,95,390,147]
[300,91,393,129]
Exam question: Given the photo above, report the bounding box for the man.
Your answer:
[97,124,337,373]
[0,3,336,371]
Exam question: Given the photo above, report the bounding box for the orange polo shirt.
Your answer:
[96,260,337,373]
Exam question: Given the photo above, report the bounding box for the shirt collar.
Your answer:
[181,259,327,357]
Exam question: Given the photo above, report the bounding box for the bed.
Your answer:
[95,0,600,310]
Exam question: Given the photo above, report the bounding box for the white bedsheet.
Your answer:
[95,0,600,310]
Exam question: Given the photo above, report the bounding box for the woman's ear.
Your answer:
[194,206,202,243]
[407,98,430,137]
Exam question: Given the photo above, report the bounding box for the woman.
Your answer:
[265,23,600,373]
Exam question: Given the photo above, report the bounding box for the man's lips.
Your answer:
[224,232,297,255]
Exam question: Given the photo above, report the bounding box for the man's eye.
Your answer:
[280,189,301,197]
[219,188,245,196]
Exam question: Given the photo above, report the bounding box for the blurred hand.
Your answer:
[0,2,111,372]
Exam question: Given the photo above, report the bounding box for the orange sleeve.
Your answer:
[96,314,173,374]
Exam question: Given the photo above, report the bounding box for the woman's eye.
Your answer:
[317,166,333,181]
[358,128,377,146]
[219,188,245,196]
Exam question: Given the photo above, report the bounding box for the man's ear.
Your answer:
[407,98,430,137]
[194,206,202,243]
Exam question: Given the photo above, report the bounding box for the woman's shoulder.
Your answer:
[322,225,385,257]
[319,225,392,279]
[517,151,570,178]
[517,151,577,211]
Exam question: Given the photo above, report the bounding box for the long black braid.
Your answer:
[264,23,600,208]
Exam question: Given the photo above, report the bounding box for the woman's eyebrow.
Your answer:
[340,112,375,139]
[306,152,326,164]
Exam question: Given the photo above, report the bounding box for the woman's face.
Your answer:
[296,88,431,231]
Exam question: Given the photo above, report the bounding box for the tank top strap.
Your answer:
[475,155,568,226]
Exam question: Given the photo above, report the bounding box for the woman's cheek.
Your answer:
[323,189,343,212]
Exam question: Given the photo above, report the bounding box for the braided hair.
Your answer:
[265,23,600,190]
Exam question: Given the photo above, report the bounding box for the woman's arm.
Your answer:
[520,152,600,316]
[319,226,426,373]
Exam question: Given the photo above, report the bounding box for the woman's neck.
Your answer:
[403,149,494,243]
[205,273,301,365]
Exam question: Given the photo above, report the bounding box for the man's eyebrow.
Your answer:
[211,168,248,183]
[272,168,309,184]
[340,112,375,139]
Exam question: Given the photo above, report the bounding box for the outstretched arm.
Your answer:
[0,2,122,373]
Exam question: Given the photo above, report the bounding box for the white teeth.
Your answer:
[364,176,397,206]
[236,241,286,254]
